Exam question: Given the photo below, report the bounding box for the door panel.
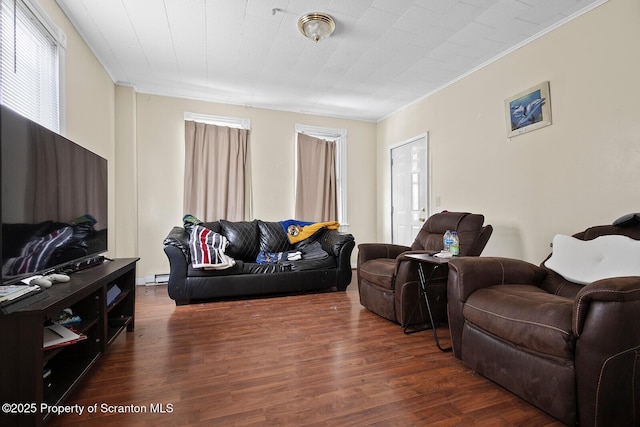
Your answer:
[391,136,428,246]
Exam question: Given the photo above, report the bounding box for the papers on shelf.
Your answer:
[0,284,40,303]
[43,323,87,350]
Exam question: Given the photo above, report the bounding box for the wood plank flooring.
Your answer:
[47,279,563,426]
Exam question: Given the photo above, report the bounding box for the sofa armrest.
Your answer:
[163,227,192,304]
[163,244,189,303]
[163,226,190,261]
[312,229,355,290]
[318,229,354,257]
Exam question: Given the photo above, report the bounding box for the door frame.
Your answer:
[389,133,430,244]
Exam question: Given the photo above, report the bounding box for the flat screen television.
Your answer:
[1,104,108,285]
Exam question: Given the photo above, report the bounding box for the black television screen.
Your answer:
[1,104,108,284]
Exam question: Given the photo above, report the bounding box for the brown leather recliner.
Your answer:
[357,211,492,326]
[447,219,640,426]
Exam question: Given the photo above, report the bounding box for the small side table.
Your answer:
[403,253,452,352]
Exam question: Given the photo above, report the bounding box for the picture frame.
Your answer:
[505,81,552,138]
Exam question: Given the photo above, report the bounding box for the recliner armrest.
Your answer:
[357,243,410,265]
[447,256,547,358]
[573,276,640,336]
[448,257,546,303]
[572,276,640,425]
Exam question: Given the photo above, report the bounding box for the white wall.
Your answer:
[134,94,377,278]
[377,0,640,263]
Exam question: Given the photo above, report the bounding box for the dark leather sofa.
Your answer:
[447,219,640,426]
[163,219,355,305]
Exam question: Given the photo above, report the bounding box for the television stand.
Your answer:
[0,258,138,427]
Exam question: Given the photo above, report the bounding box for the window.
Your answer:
[0,0,65,131]
[183,112,252,221]
[295,124,348,227]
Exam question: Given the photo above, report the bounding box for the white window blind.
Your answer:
[1,0,62,131]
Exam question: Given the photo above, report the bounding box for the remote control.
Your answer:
[29,273,71,288]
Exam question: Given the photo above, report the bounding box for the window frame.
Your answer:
[184,112,251,130]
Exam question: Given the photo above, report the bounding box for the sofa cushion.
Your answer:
[544,234,640,285]
[358,258,396,290]
[463,284,575,359]
[258,221,292,253]
[290,256,336,271]
[220,220,259,261]
[242,262,292,274]
[188,261,244,277]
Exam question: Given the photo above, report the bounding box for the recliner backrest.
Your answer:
[469,224,493,256]
[410,212,488,256]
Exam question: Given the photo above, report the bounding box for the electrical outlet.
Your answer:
[435,196,441,206]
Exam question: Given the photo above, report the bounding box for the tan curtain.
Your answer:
[295,133,337,222]
[184,121,249,221]
[34,127,108,228]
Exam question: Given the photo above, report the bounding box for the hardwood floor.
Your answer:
[48,279,563,426]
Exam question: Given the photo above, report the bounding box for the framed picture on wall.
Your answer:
[505,81,552,138]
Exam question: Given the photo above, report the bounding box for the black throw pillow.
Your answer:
[258,221,292,253]
[219,220,259,261]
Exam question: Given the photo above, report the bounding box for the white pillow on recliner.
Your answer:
[544,234,640,285]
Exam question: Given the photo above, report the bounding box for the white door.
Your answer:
[391,135,428,246]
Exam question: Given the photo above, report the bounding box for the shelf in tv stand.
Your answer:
[0,257,139,427]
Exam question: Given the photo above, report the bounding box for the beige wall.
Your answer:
[114,85,138,258]
[135,95,377,278]
[377,0,640,263]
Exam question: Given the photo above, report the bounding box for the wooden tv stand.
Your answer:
[0,258,139,427]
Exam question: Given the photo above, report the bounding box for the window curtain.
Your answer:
[184,121,249,221]
[34,127,107,227]
[295,133,337,222]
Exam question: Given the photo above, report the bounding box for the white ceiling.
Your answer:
[56,0,604,122]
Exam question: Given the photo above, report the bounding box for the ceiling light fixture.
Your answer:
[298,12,335,43]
